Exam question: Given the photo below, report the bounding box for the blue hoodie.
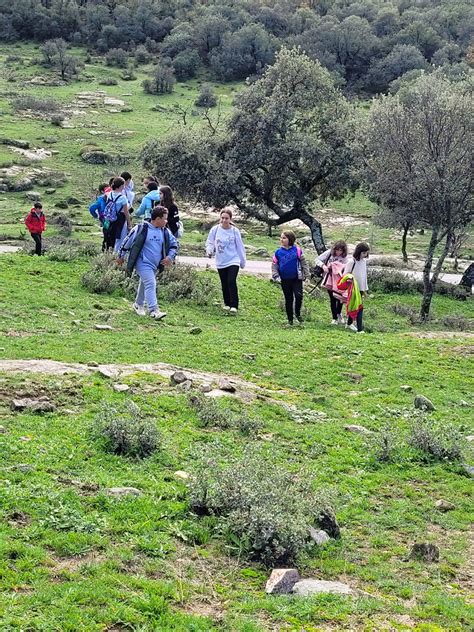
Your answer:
[135,190,161,220]
[119,221,178,269]
[89,194,106,221]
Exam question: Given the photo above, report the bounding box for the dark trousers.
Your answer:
[31,232,42,255]
[281,278,303,323]
[103,221,119,251]
[328,290,343,319]
[348,307,364,331]
[218,265,239,309]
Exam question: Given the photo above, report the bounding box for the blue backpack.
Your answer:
[103,194,121,229]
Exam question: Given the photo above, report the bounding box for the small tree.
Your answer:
[143,62,175,94]
[41,38,80,81]
[362,75,473,319]
[194,83,217,108]
[142,48,357,252]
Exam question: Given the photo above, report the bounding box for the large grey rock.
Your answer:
[292,579,354,596]
[67,196,81,205]
[25,191,41,201]
[177,380,193,392]
[462,463,474,477]
[414,395,435,412]
[170,371,188,385]
[344,424,372,435]
[11,398,56,413]
[218,378,236,393]
[409,543,439,563]
[265,569,300,595]
[309,528,331,546]
[434,499,455,512]
[98,367,115,378]
[200,383,212,393]
[113,384,130,392]
[106,487,141,498]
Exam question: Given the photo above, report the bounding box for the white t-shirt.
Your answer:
[344,256,368,292]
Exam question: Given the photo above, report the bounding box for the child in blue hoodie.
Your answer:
[135,181,161,220]
[272,231,309,326]
[117,206,177,320]
[89,183,108,251]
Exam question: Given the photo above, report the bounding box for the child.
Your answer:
[25,202,46,255]
[135,181,160,220]
[272,231,309,326]
[102,177,131,252]
[89,183,108,250]
[316,240,348,325]
[338,242,370,333]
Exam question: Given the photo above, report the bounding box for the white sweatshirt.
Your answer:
[344,256,368,292]
[206,225,246,269]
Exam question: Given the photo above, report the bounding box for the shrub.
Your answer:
[173,50,200,80]
[81,252,126,294]
[122,69,136,81]
[368,423,401,464]
[12,95,61,115]
[50,113,65,126]
[99,77,118,86]
[50,212,72,236]
[391,302,418,318]
[441,314,473,331]
[188,445,332,565]
[46,243,77,262]
[368,269,469,300]
[194,83,218,108]
[409,415,464,462]
[188,394,232,429]
[134,45,151,65]
[92,401,160,458]
[143,63,175,94]
[106,48,129,68]
[160,263,216,305]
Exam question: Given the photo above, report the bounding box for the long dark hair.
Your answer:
[353,242,370,261]
[331,239,348,257]
[159,185,174,209]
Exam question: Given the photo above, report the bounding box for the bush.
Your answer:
[122,69,136,81]
[12,95,61,115]
[440,314,473,331]
[368,269,469,300]
[409,415,465,462]
[106,48,129,68]
[172,50,200,80]
[134,45,150,65]
[188,445,332,565]
[194,83,218,108]
[46,243,77,262]
[92,401,160,458]
[187,394,262,435]
[99,77,118,86]
[49,212,72,236]
[368,423,402,464]
[81,252,126,294]
[160,263,216,305]
[143,63,175,94]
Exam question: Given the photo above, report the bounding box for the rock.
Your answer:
[1,138,29,149]
[400,385,413,392]
[345,372,362,383]
[106,487,141,498]
[67,196,81,205]
[177,380,193,392]
[309,528,331,546]
[16,464,33,473]
[94,324,113,331]
[189,327,202,335]
[414,395,435,411]
[11,398,56,413]
[312,395,326,403]
[243,353,256,361]
[55,200,69,209]
[462,463,474,477]
[318,509,340,539]
[265,569,300,595]
[253,248,269,257]
[174,470,190,481]
[170,371,188,385]
[218,378,236,393]
[87,361,99,367]
[0,425,6,434]
[460,400,469,407]
[43,136,58,144]
[409,543,439,563]
[465,436,474,443]
[200,383,212,393]
[104,97,125,107]
[98,367,115,379]
[292,579,354,596]
[113,384,130,392]
[435,499,455,512]
[72,320,81,326]
[344,424,373,435]
[45,188,56,194]
[25,191,41,201]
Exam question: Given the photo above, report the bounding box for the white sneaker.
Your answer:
[330,319,338,325]
[337,315,344,325]
[348,323,358,332]
[229,307,238,315]
[357,330,366,334]
[150,310,167,320]
[133,303,146,316]
[223,305,231,312]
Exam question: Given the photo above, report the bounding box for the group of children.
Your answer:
[24,182,369,331]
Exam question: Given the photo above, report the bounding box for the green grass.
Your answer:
[0,253,473,630]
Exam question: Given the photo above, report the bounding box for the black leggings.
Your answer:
[328,290,343,319]
[103,221,119,251]
[31,232,42,255]
[348,307,364,331]
[281,278,303,323]
[218,265,239,309]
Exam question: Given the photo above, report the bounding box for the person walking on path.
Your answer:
[340,242,370,333]
[102,177,131,252]
[159,185,182,238]
[117,206,177,320]
[135,181,161,220]
[25,202,46,256]
[206,208,246,315]
[316,240,348,325]
[272,231,309,326]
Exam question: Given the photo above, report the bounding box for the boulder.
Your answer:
[434,499,455,512]
[309,528,331,546]
[98,367,115,379]
[292,579,354,596]
[265,569,300,595]
[408,543,439,563]
[462,463,474,477]
[177,380,193,392]
[218,378,236,393]
[113,384,130,393]
[200,383,212,393]
[414,395,435,411]
[45,188,56,194]
[170,371,188,385]
[344,424,372,435]
[106,487,141,498]
[94,324,113,331]
[11,398,56,413]
[55,200,69,209]
[25,191,41,201]
[1,138,29,149]
[67,196,81,205]
[318,509,340,539]
[189,327,202,335]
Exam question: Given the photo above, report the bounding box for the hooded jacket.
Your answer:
[25,208,46,234]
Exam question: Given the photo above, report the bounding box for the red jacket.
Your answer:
[25,209,46,234]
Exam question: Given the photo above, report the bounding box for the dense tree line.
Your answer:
[0,0,472,93]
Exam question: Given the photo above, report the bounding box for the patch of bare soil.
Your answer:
[450,345,474,357]
[8,511,31,528]
[50,551,105,575]
[403,331,474,340]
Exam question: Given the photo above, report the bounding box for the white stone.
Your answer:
[174,470,190,481]
[113,384,130,392]
[292,579,354,596]
[344,424,372,435]
[106,487,141,497]
[309,528,331,545]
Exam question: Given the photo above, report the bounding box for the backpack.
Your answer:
[102,194,121,229]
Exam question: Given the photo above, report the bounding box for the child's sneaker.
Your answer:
[150,310,167,320]
[357,330,366,334]
[229,307,238,315]
[133,303,146,316]
[337,314,344,325]
[348,323,358,332]
[330,319,338,325]
[283,322,293,328]
[223,305,230,312]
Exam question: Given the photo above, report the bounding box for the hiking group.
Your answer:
[25,173,369,332]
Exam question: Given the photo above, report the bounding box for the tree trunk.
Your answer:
[401,222,409,264]
[420,229,451,321]
[460,263,474,290]
[285,209,326,254]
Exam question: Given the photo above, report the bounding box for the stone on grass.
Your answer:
[218,378,236,393]
[292,579,354,596]
[244,353,256,361]
[0,425,6,434]
[106,487,141,498]
[408,543,439,563]
[435,499,455,512]
[309,528,331,546]
[318,509,340,539]
[344,424,372,435]
[414,395,435,412]
[200,383,212,393]
[98,367,115,379]
[25,191,41,201]
[16,464,33,473]
[174,470,190,481]
[460,400,469,407]
[11,398,56,413]
[55,200,69,209]
[177,380,193,392]
[67,196,81,205]
[400,385,413,392]
[170,371,188,385]
[189,327,202,335]
[462,463,474,477]
[95,324,113,331]
[113,384,130,393]
[87,361,99,367]
[45,188,56,194]
[265,569,300,595]
[465,436,474,443]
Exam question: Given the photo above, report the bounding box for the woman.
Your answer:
[159,185,181,237]
[341,242,370,333]
[316,240,348,325]
[206,208,246,315]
